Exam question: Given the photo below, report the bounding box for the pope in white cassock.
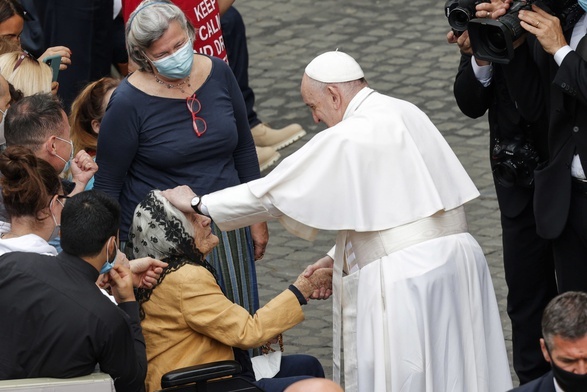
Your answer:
[162,51,513,392]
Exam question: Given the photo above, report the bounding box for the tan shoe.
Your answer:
[251,123,307,150]
[256,146,280,172]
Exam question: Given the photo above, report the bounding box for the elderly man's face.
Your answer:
[541,335,587,374]
[300,75,342,128]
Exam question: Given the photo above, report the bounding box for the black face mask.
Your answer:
[546,344,587,392]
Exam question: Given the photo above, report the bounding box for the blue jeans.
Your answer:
[254,354,325,392]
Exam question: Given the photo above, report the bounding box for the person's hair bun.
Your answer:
[0,145,61,219]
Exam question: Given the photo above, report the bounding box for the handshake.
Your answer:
[292,267,333,300]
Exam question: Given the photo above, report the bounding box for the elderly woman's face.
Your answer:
[144,20,189,63]
[187,212,219,256]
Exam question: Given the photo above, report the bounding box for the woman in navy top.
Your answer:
[94,0,267,317]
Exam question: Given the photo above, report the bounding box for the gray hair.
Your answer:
[5,93,64,151]
[542,291,587,348]
[126,0,196,73]
[305,76,368,99]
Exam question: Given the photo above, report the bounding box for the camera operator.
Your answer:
[513,1,587,294]
[448,0,557,384]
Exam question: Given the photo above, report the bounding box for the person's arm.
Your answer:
[94,85,140,201]
[220,60,268,258]
[129,257,168,289]
[69,150,99,196]
[218,0,235,16]
[161,184,283,231]
[223,61,259,184]
[303,253,334,300]
[180,266,331,349]
[520,6,587,105]
[98,265,147,392]
[453,52,493,119]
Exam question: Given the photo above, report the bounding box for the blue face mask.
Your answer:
[579,0,587,12]
[150,40,194,80]
[100,237,118,275]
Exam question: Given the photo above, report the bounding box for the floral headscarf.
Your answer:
[130,190,217,318]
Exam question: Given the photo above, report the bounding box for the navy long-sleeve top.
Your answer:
[94,55,259,240]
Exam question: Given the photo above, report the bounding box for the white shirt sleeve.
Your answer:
[203,184,283,232]
[471,56,493,87]
[554,45,573,66]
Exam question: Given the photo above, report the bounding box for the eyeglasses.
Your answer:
[186,95,207,137]
[13,51,34,72]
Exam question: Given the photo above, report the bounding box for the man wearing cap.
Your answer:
[161,51,512,392]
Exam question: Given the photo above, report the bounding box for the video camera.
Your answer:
[444,0,536,63]
[467,0,536,64]
[444,0,487,36]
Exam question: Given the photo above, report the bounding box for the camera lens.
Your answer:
[448,8,472,31]
[499,12,525,42]
[482,27,508,56]
[493,162,519,188]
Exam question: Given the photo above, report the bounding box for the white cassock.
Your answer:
[202,87,513,392]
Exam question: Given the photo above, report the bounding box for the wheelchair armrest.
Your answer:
[161,360,242,388]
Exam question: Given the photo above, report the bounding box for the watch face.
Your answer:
[191,196,200,208]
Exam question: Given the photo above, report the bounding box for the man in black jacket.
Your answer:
[0,190,147,392]
[450,16,557,384]
[516,1,587,293]
[509,291,587,392]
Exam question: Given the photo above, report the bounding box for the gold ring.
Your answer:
[536,21,541,27]
[486,11,490,17]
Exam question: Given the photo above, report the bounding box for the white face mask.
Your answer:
[48,198,65,242]
[54,136,73,174]
[0,108,6,146]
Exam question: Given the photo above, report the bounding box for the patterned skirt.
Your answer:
[207,223,259,315]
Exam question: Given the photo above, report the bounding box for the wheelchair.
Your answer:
[157,360,264,392]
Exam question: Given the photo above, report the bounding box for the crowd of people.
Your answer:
[0,0,586,391]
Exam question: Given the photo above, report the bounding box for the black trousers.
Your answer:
[500,188,557,384]
[552,183,587,293]
[221,7,261,128]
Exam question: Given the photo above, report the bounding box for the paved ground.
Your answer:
[236,0,516,387]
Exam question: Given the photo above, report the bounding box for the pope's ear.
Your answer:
[326,85,342,109]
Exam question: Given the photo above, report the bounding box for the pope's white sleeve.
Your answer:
[202,183,283,231]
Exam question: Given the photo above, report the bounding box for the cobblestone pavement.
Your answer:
[236,0,516,387]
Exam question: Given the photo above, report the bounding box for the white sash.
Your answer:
[331,207,468,390]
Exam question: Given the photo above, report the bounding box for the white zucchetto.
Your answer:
[304,51,365,83]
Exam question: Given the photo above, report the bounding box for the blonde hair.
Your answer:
[0,51,52,96]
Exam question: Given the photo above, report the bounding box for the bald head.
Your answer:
[284,378,343,392]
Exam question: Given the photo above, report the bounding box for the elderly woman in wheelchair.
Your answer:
[130,191,332,392]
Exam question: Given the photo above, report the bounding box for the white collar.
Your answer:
[343,87,375,120]
[553,376,564,392]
